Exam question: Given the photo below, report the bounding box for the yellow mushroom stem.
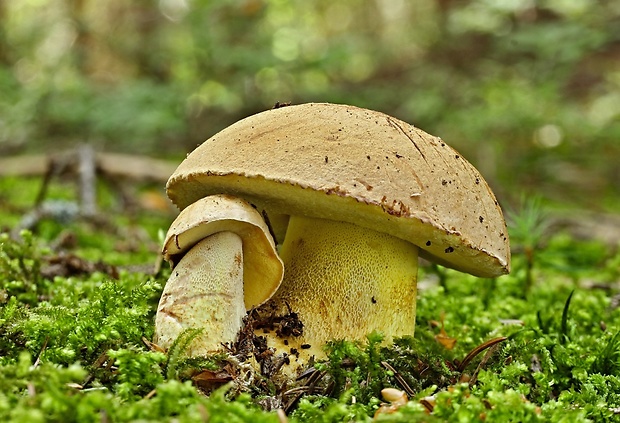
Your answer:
[267,215,418,360]
[155,231,245,356]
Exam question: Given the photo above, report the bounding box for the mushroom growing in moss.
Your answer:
[161,103,510,367]
[154,194,283,355]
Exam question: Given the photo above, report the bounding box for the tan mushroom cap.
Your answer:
[163,194,284,309]
[167,103,510,277]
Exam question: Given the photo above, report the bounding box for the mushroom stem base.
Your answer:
[266,215,418,362]
[155,231,245,355]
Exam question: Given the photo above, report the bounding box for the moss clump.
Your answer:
[2,187,620,421]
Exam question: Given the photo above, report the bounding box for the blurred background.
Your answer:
[1,0,619,213]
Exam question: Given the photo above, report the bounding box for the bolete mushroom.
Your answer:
[164,103,510,365]
[154,194,283,355]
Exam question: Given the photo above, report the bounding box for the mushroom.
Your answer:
[154,194,283,355]
[164,103,510,365]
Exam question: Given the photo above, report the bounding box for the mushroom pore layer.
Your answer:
[264,215,418,361]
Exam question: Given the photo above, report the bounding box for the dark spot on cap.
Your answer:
[426,240,431,246]
[283,339,289,345]
[300,344,311,350]
[445,246,454,253]
[371,296,377,304]
[479,216,484,223]
[442,179,448,186]
[475,178,480,184]
[455,155,460,159]
[325,156,328,163]
[367,155,371,160]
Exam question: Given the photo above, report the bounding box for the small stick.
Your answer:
[32,337,49,368]
[468,342,503,386]
[381,361,415,397]
[78,144,97,216]
[81,351,110,388]
[457,337,507,373]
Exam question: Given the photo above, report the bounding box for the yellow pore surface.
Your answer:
[271,215,419,353]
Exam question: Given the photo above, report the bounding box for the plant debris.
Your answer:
[40,252,119,279]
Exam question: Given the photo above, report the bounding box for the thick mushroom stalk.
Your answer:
[154,194,283,356]
[266,215,418,360]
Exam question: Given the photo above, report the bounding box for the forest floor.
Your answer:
[1,160,619,422]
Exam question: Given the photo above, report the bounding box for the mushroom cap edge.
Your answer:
[163,194,284,309]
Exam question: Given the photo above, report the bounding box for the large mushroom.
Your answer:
[154,194,283,355]
[161,103,510,366]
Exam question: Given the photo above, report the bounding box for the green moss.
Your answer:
[2,181,620,421]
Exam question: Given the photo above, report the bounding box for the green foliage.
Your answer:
[3,272,161,365]
[0,352,89,423]
[164,328,208,380]
[592,330,620,377]
[0,353,278,423]
[0,231,162,366]
[1,184,620,421]
[320,332,387,402]
[107,347,166,400]
[0,231,49,305]
[1,0,619,208]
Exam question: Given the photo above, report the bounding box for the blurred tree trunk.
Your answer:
[132,2,169,82]
[67,0,92,75]
[0,0,8,65]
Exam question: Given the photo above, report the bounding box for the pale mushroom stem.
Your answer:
[155,231,245,355]
[268,215,419,359]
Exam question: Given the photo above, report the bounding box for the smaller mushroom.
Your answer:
[154,194,283,355]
